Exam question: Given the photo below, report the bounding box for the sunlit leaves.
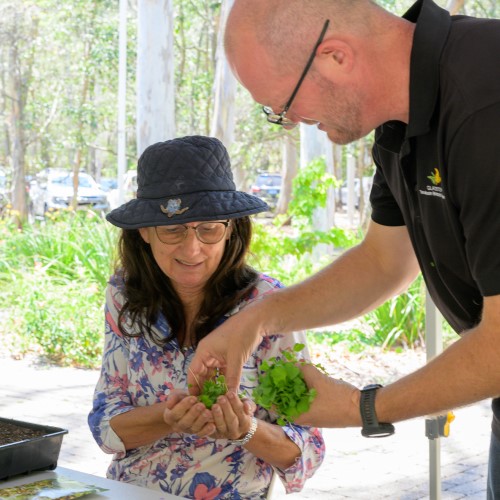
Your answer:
[197,374,228,409]
[253,344,319,426]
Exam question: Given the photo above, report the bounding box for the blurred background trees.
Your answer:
[1,0,499,365]
[1,0,497,225]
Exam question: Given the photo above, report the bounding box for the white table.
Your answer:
[0,466,183,499]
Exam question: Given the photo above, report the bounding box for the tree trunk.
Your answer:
[136,0,175,156]
[300,125,334,256]
[7,33,27,225]
[210,0,242,186]
[276,134,297,215]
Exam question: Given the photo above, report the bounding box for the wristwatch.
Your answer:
[359,384,395,438]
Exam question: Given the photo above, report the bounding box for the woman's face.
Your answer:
[139,220,231,296]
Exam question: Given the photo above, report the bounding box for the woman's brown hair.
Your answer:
[116,217,259,347]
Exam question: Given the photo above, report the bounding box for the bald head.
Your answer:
[224,0,414,135]
[225,0,381,73]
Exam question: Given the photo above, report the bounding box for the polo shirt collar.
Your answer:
[404,0,451,138]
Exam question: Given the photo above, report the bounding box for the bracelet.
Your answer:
[231,416,258,446]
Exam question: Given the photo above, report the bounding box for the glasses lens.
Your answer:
[195,222,227,244]
[155,222,228,244]
[155,225,186,244]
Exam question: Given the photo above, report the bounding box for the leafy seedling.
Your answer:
[197,374,228,409]
[253,343,324,426]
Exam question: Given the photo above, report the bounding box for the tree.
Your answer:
[0,1,39,223]
[136,0,175,155]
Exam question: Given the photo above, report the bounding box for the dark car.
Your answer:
[250,173,282,208]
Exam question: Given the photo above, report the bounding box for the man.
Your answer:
[188,0,500,496]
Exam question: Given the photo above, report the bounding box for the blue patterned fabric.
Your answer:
[88,274,325,499]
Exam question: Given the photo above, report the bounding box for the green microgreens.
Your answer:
[197,374,228,409]
[253,343,324,426]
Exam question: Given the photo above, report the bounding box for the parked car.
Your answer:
[249,173,282,208]
[106,170,137,210]
[29,169,109,217]
[0,168,6,194]
[99,177,118,192]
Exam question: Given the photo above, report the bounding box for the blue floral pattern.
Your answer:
[88,274,325,498]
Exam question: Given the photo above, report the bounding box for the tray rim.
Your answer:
[0,416,68,450]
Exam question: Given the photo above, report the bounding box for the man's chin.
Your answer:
[325,130,356,146]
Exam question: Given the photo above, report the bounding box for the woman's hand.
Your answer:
[210,391,256,441]
[163,390,216,437]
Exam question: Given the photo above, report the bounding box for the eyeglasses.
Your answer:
[262,19,330,128]
[154,221,231,245]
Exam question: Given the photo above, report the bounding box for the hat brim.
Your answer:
[106,191,270,229]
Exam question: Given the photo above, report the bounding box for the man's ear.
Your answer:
[315,38,355,78]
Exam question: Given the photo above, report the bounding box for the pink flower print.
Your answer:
[109,371,129,391]
[193,484,222,500]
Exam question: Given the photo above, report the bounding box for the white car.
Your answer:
[106,170,138,210]
[29,169,109,217]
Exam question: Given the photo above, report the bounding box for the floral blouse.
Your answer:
[88,274,325,499]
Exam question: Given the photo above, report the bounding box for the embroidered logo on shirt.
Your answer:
[160,199,190,218]
[419,168,445,200]
[427,168,442,186]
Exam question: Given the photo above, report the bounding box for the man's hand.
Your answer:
[188,304,264,395]
[294,363,362,428]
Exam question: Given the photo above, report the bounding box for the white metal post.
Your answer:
[425,290,443,499]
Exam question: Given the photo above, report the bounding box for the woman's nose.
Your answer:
[180,228,202,253]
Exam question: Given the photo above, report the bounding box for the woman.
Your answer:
[88,136,325,499]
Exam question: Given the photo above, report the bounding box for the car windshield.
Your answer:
[51,174,94,188]
[257,175,281,187]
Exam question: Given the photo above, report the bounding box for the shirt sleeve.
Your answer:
[370,128,406,227]
[87,281,134,457]
[245,276,326,493]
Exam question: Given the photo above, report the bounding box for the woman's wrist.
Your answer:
[230,416,258,446]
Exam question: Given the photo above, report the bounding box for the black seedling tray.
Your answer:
[0,417,68,480]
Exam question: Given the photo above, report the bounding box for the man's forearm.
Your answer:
[377,298,500,423]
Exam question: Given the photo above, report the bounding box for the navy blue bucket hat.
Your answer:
[106,136,269,229]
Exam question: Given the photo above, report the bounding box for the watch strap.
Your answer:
[360,384,395,438]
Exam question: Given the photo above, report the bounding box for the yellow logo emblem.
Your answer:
[427,168,442,186]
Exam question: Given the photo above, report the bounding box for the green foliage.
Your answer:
[253,344,319,425]
[283,157,337,228]
[250,157,361,283]
[14,275,103,367]
[197,374,228,409]
[305,275,428,353]
[1,209,116,287]
[0,209,116,367]
[364,276,427,349]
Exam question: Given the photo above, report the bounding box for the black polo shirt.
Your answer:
[370,0,500,435]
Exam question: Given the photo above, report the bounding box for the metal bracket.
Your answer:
[425,412,455,440]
